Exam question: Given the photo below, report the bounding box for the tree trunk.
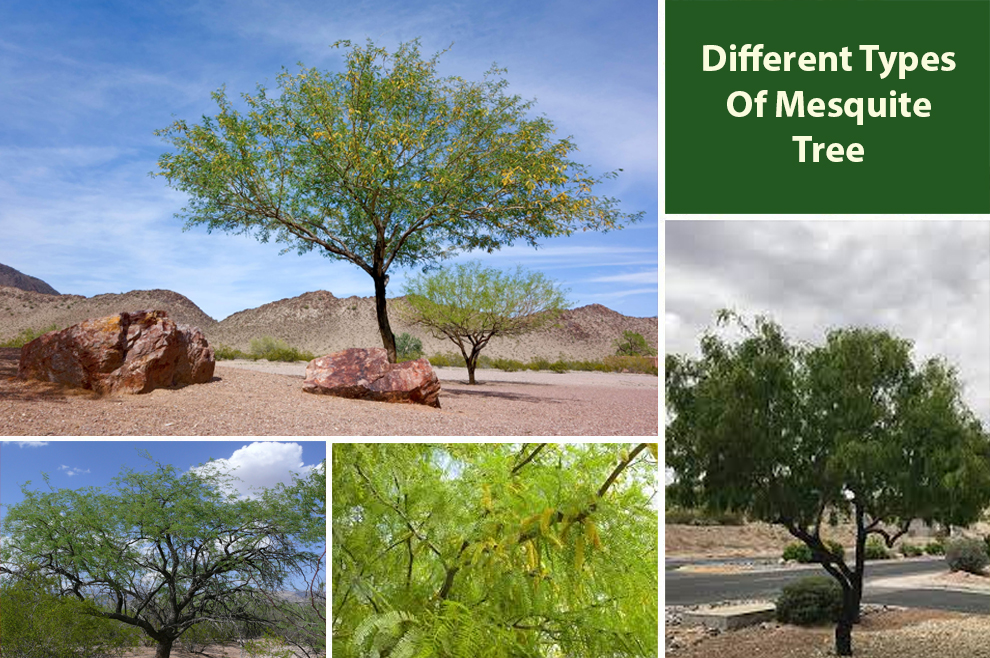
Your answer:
[835,597,854,656]
[466,352,477,385]
[372,273,397,363]
[155,638,174,658]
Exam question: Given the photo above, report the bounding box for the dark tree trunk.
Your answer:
[466,351,479,385]
[154,637,174,658]
[835,593,854,656]
[372,273,397,363]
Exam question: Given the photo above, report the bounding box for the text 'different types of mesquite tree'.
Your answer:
[666,311,990,656]
[332,443,659,658]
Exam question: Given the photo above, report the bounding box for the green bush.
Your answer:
[924,540,945,556]
[426,352,462,368]
[863,537,891,560]
[776,576,843,626]
[249,336,315,362]
[492,357,525,372]
[213,343,252,360]
[825,540,845,562]
[899,542,924,557]
[395,333,424,361]
[0,324,60,348]
[0,577,141,658]
[782,542,814,563]
[613,330,658,357]
[782,541,843,563]
[944,537,990,574]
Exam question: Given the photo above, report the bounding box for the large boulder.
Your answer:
[302,348,441,408]
[18,310,215,394]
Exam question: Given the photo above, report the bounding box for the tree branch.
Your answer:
[512,444,548,475]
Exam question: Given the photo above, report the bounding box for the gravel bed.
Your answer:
[0,349,658,436]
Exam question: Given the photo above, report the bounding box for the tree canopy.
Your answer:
[666,311,990,656]
[155,39,640,362]
[332,442,659,658]
[399,261,569,383]
[0,455,326,658]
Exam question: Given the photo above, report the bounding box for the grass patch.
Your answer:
[214,337,315,362]
[425,352,658,376]
[0,325,60,348]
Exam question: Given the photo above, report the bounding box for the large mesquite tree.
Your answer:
[332,442,659,658]
[666,311,990,656]
[0,457,326,658]
[155,39,640,362]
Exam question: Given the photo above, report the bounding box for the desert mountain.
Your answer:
[1,287,657,362]
[210,291,658,362]
[0,287,218,341]
[0,263,60,295]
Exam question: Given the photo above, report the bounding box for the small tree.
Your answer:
[614,330,657,357]
[666,311,990,656]
[155,39,640,363]
[0,455,326,658]
[399,261,568,384]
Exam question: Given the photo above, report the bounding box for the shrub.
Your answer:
[782,542,814,563]
[825,540,845,562]
[863,537,891,560]
[0,324,60,348]
[213,343,252,360]
[899,542,924,557]
[0,577,141,658]
[426,352,462,368]
[781,541,842,564]
[925,540,945,556]
[249,336,315,362]
[395,333,423,361]
[613,330,658,357]
[776,576,843,626]
[492,357,525,372]
[944,537,990,574]
[602,355,659,376]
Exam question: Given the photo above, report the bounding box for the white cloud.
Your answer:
[58,465,90,477]
[1,441,49,447]
[192,442,318,499]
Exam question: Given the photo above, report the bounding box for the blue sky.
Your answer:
[0,0,658,321]
[0,440,326,588]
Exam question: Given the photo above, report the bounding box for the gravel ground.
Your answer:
[0,350,658,436]
[666,606,990,658]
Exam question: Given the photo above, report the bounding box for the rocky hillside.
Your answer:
[0,264,60,295]
[1,286,658,362]
[210,291,658,362]
[0,287,218,341]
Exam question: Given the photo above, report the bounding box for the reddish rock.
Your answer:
[18,310,215,394]
[302,348,441,408]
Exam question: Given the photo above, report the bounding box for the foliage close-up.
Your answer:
[0,455,326,658]
[666,311,990,656]
[399,262,569,383]
[332,443,659,658]
[155,39,640,362]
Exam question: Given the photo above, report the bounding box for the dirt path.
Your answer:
[0,349,658,436]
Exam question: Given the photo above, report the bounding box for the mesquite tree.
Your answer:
[0,457,326,658]
[332,442,659,658]
[399,261,569,383]
[155,39,640,362]
[666,311,990,656]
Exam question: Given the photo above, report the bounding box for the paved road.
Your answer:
[666,558,988,613]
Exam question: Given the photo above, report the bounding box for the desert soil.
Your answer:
[666,522,860,559]
[0,349,658,436]
[121,643,323,658]
[667,609,990,658]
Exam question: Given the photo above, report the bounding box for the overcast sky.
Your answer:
[665,220,990,425]
[0,0,657,321]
